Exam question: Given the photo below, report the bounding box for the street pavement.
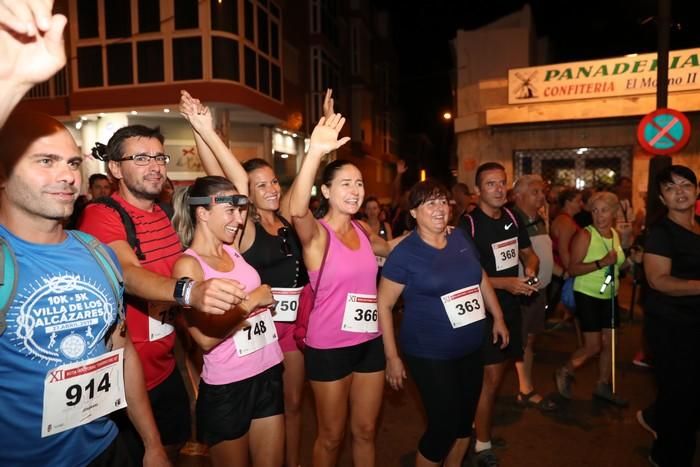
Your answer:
[177,277,699,466]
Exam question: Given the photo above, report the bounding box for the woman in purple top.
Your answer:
[288,111,403,466]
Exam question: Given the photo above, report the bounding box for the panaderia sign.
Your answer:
[508,48,700,104]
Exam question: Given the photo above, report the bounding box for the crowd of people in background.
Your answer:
[2,3,700,467]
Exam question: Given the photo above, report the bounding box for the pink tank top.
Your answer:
[184,244,282,385]
[306,220,380,349]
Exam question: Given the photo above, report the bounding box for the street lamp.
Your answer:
[443,111,452,121]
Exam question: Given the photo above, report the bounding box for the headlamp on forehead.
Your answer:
[188,194,250,208]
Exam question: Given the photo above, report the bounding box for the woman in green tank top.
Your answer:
[554,191,627,407]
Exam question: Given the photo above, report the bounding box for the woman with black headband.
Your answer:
[171,176,282,466]
[179,90,337,467]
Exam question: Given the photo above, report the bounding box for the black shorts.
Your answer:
[574,291,619,332]
[196,363,284,446]
[114,367,191,463]
[482,305,523,365]
[520,291,546,341]
[305,336,385,382]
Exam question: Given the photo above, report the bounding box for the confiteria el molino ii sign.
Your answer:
[508,48,700,104]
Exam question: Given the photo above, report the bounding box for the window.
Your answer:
[174,0,198,29]
[271,64,281,100]
[173,37,203,80]
[320,0,339,46]
[257,7,269,53]
[244,0,255,41]
[137,40,164,83]
[77,46,103,87]
[244,46,257,88]
[105,1,131,38]
[107,43,133,85]
[212,37,240,81]
[310,47,340,122]
[77,0,98,39]
[258,56,270,94]
[241,1,281,99]
[211,0,238,34]
[138,0,160,33]
[270,22,279,59]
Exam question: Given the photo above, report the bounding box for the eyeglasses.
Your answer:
[188,194,250,209]
[278,227,292,257]
[115,153,171,166]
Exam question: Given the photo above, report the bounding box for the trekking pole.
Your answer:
[610,262,616,395]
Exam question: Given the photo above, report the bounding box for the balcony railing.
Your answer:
[24,67,69,99]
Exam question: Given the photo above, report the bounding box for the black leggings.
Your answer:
[404,351,483,463]
[645,314,700,467]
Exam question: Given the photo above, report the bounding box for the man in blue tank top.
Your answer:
[0,109,169,465]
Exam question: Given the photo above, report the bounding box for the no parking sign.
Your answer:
[637,108,691,155]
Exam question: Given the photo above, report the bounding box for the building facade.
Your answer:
[452,6,700,213]
[20,0,400,199]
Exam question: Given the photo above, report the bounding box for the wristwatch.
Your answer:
[174,277,193,306]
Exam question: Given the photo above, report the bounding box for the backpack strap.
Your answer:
[463,214,476,238]
[68,230,125,324]
[352,219,372,241]
[92,197,146,260]
[0,237,18,336]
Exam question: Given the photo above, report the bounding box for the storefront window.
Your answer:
[514,146,632,190]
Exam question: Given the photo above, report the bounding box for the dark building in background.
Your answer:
[19,0,400,200]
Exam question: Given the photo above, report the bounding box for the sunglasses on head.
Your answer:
[188,194,250,208]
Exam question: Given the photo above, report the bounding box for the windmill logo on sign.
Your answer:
[514,71,539,100]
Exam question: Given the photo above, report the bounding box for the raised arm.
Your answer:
[288,114,350,269]
[0,1,67,127]
[179,90,248,196]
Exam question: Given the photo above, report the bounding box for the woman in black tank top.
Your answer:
[180,91,307,467]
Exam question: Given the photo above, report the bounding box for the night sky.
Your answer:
[383,0,700,182]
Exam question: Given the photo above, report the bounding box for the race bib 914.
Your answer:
[42,348,126,437]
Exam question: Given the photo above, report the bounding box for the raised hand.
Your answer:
[308,114,351,156]
[0,7,66,87]
[396,159,407,175]
[179,90,213,132]
[0,0,55,37]
[322,88,335,119]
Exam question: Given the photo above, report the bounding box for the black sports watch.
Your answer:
[174,277,193,306]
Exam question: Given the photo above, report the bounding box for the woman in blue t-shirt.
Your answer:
[378,180,509,467]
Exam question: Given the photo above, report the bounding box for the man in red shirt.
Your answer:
[79,125,249,463]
